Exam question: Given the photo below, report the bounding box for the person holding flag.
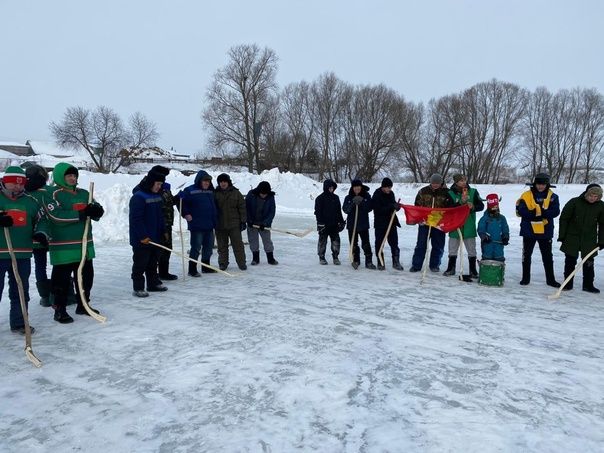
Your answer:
[443,174,484,278]
[409,174,452,272]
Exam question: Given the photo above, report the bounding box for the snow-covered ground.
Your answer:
[1,170,603,452]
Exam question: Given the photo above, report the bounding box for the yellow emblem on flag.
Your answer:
[426,210,444,228]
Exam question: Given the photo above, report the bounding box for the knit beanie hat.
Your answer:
[3,166,27,184]
[381,177,393,188]
[486,193,500,210]
[147,170,166,184]
[257,181,271,194]
[351,179,363,187]
[430,173,443,184]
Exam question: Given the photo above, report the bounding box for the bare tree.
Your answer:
[202,43,279,173]
[281,81,316,172]
[310,72,351,181]
[128,111,159,149]
[342,84,405,182]
[458,80,526,183]
[50,106,160,172]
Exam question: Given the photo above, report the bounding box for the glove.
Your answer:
[317,224,325,232]
[599,243,604,250]
[140,237,151,244]
[32,232,49,248]
[501,236,509,246]
[337,222,346,232]
[0,213,13,228]
[557,237,564,243]
[240,222,247,232]
[482,235,491,244]
[164,232,171,241]
[80,203,104,219]
[352,195,363,205]
[391,202,400,211]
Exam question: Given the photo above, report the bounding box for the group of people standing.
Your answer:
[128,167,279,298]
[0,163,104,334]
[314,172,604,293]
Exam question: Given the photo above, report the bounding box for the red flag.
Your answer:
[401,204,470,233]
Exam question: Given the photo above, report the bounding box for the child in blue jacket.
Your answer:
[477,194,510,262]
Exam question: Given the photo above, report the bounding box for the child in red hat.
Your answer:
[477,194,510,262]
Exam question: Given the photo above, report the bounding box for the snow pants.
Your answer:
[0,258,30,330]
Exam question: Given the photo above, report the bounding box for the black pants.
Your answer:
[158,229,172,276]
[318,227,340,258]
[522,237,554,266]
[348,229,372,262]
[132,246,161,291]
[375,227,399,263]
[51,260,94,308]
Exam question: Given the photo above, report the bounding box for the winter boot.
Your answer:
[53,305,74,324]
[582,259,600,293]
[544,259,561,288]
[158,259,178,280]
[76,302,100,316]
[148,284,168,292]
[36,280,52,307]
[351,261,360,269]
[392,256,404,271]
[519,259,531,285]
[332,254,341,265]
[319,255,328,265]
[267,252,279,265]
[133,290,149,297]
[366,256,377,270]
[201,259,217,273]
[469,257,479,279]
[443,256,457,276]
[188,262,201,277]
[562,255,576,291]
[251,251,260,265]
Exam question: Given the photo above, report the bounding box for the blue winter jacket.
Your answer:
[477,211,510,260]
[178,170,218,232]
[246,187,276,227]
[129,187,165,247]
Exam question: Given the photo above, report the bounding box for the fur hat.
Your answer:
[453,174,466,184]
[3,166,27,184]
[430,173,443,184]
[585,184,603,199]
[147,170,166,184]
[150,165,170,176]
[217,173,231,184]
[381,177,393,188]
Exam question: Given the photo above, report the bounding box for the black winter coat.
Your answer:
[372,187,401,230]
[314,179,344,228]
[342,185,372,231]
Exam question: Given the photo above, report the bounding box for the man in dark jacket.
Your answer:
[178,170,218,276]
[129,169,167,297]
[558,184,604,293]
[342,179,375,269]
[410,173,452,272]
[246,181,278,265]
[515,173,561,287]
[372,177,402,271]
[214,173,247,271]
[314,179,345,265]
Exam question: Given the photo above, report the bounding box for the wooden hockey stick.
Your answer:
[149,241,235,277]
[548,246,599,300]
[456,229,473,283]
[348,204,359,263]
[77,183,106,323]
[179,198,186,281]
[266,226,314,238]
[378,199,400,267]
[4,227,42,367]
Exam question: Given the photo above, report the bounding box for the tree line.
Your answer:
[203,44,604,184]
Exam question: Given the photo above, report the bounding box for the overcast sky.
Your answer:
[1,0,603,155]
